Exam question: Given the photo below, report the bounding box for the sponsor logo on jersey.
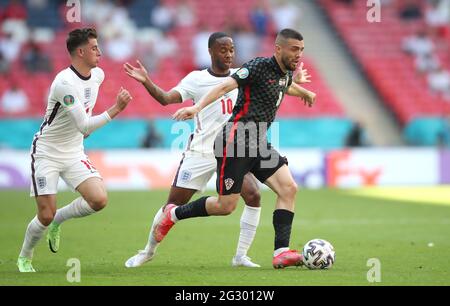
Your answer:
[63,95,75,106]
[236,68,249,79]
[37,177,46,189]
[225,178,234,191]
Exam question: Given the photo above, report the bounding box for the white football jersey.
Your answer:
[31,66,104,160]
[173,68,238,155]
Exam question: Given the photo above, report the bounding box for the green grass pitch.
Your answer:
[1,188,449,286]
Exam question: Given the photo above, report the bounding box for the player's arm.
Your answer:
[172,77,238,121]
[124,60,182,105]
[287,82,316,107]
[66,87,132,136]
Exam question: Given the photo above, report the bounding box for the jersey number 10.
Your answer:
[221,99,233,115]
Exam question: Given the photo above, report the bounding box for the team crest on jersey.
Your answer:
[37,177,46,189]
[224,178,234,191]
[84,88,91,100]
[236,68,249,79]
[63,95,75,106]
[180,170,192,183]
[279,78,287,87]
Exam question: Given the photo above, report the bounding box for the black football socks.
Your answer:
[273,209,294,250]
[174,196,209,220]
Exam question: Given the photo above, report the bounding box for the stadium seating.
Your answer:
[0,0,350,148]
[318,0,450,125]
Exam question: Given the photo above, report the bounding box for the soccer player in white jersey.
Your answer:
[123,32,262,268]
[17,28,132,272]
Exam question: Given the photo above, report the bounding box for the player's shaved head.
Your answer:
[275,28,303,46]
[208,32,231,48]
[67,28,98,55]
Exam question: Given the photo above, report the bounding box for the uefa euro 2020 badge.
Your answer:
[236,68,249,79]
[63,95,75,107]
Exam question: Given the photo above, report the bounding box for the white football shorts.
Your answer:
[30,154,102,197]
[172,151,216,193]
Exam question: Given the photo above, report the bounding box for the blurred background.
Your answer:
[0,0,449,190]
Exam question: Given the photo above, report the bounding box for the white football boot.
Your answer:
[125,249,155,268]
[232,255,261,268]
[125,207,164,268]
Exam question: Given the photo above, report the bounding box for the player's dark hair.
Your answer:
[66,28,98,55]
[276,28,303,44]
[208,32,230,48]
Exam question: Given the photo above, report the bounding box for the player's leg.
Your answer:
[18,157,60,272]
[126,153,213,267]
[18,195,57,272]
[125,186,197,268]
[263,165,302,268]
[252,149,302,268]
[53,157,106,224]
[48,158,105,252]
[151,152,251,245]
[232,173,261,267]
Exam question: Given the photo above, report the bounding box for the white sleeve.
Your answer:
[68,104,111,136]
[172,72,197,102]
[55,81,111,135]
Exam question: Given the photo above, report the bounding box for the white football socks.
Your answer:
[19,216,47,259]
[53,197,96,225]
[235,205,261,258]
[144,207,164,254]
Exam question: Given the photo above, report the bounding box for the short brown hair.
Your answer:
[66,28,97,55]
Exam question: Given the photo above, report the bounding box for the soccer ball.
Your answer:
[302,239,336,270]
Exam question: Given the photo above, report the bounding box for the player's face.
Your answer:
[81,38,101,68]
[210,37,235,71]
[279,38,304,71]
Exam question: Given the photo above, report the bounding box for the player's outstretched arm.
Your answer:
[287,82,316,107]
[172,77,238,121]
[124,60,182,106]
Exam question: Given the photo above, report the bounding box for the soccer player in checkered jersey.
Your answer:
[17,28,133,272]
[159,28,316,268]
[123,32,264,268]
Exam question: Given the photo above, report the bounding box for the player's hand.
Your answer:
[302,91,316,107]
[124,60,148,83]
[116,87,133,111]
[172,105,200,121]
[293,62,311,84]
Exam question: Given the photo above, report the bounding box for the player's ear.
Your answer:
[77,47,84,57]
[275,44,282,54]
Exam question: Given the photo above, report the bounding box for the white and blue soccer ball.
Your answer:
[302,239,336,270]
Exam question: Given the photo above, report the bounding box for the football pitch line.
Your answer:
[342,186,450,206]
